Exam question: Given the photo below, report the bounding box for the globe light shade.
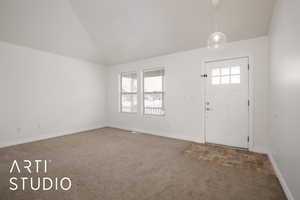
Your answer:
[207,32,227,49]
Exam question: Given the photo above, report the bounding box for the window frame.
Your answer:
[142,68,165,116]
[119,71,138,114]
[211,66,241,85]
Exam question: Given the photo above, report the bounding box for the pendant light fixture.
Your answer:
[207,0,227,49]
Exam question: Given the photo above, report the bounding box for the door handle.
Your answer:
[206,107,211,111]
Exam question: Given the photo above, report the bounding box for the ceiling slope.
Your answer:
[70,0,275,65]
[0,0,275,65]
[0,0,101,63]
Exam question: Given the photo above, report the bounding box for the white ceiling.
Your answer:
[0,0,275,65]
[0,0,101,63]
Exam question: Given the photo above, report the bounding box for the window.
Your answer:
[211,66,241,85]
[120,72,137,113]
[143,69,165,115]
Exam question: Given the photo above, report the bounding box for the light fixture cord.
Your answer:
[212,0,220,32]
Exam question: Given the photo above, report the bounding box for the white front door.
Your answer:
[204,57,249,149]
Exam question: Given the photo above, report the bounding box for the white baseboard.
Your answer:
[107,125,203,143]
[109,125,270,154]
[268,153,295,200]
[251,146,270,154]
[0,124,106,149]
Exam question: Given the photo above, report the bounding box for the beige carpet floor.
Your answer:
[0,128,286,200]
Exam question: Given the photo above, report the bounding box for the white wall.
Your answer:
[0,41,107,147]
[107,37,270,153]
[269,0,300,199]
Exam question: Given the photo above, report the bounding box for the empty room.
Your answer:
[0,0,299,199]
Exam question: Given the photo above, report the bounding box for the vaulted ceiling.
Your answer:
[0,0,275,65]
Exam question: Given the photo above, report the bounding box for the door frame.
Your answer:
[201,56,254,150]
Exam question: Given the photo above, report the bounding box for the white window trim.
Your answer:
[142,67,166,116]
[119,71,138,114]
[211,66,241,85]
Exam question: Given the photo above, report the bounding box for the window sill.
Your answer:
[143,113,166,117]
[120,111,137,115]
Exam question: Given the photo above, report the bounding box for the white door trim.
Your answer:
[201,56,254,151]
